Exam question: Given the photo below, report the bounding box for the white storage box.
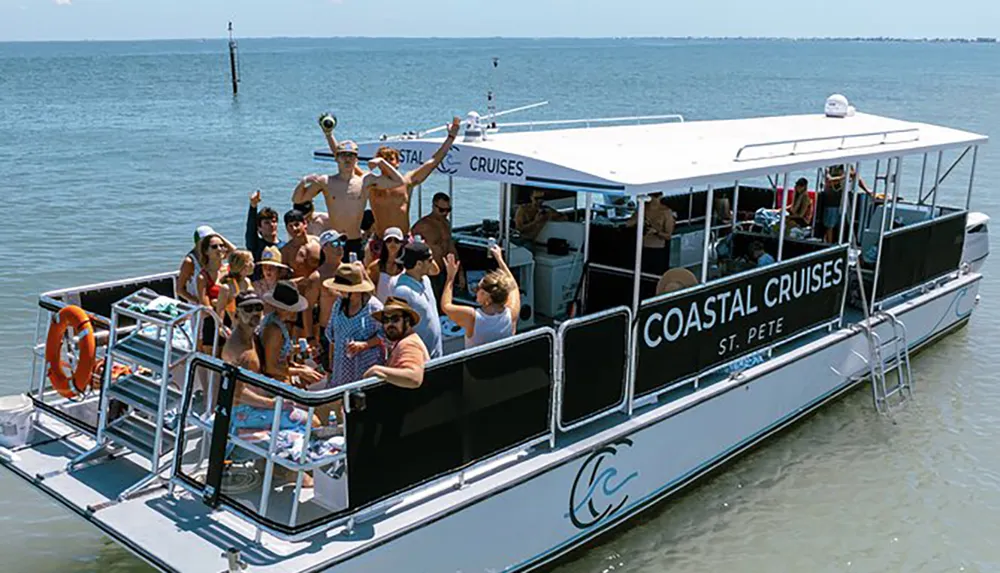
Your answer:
[312,462,348,512]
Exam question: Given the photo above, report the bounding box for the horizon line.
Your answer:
[1,34,997,44]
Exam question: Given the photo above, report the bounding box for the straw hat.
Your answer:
[372,296,420,326]
[258,246,290,270]
[322,263,375,294]
[655,268,698,296]
[261,280,308,313]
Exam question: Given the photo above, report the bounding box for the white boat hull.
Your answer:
[0,273,980,573]
[322,273,979,573]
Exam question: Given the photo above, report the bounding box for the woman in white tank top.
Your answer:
[440,242,522,350]
[367,227,406,303]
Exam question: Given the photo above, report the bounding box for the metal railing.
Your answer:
[555,306,632,432]
[171,327,559,543]
[734,128,921,162]
[496,114,685,131]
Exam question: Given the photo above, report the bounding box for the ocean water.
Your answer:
[0,38,998,572]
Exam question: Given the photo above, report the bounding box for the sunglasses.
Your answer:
[208,243,226,251]
[385,238,402,245]
[238,303,264,313]
[380,314,405,325]
[435,205,452,214]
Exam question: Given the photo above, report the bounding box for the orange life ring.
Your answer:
[45,305,97,399]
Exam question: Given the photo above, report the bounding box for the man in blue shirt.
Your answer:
[390,242,443,359]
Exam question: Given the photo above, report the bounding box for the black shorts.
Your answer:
[344,238,364,262]
[200,314,229,347]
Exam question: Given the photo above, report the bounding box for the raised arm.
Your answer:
[320,116,365,177]
[363,158,405,191]
[246,191,261,250]
[441,254,476,334]
[293,174,326,203]
[488,244,521,326]
[406,117,461,188]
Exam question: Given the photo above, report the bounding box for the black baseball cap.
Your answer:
[235,291,263,308]
[397,242,433,269]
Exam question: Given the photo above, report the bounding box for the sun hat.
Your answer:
[655,268,698,296]
[258,246,290,270]
[372,296,420,326]
[383,227,405,242]
[261,280,308,313]
[322,263,375,294]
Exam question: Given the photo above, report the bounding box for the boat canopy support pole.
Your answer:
[812,167,822,238]
[930,150,943,217]
[917,153,928,205]
[966,145,978,210]
[920,146,971,205]
[701,186,714,282]
[870,156,903,313]
[838,161,862,327]
[501,182,511,260]
[837,163,854,245]
[581,192,592,306]
[888,156,903,234]
[631,197,646,313]
[777,176,788,261]
[731,181,740,233]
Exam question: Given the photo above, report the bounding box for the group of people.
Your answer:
[176,114,523,434]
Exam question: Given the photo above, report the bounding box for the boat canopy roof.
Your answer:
[315,111,988,197]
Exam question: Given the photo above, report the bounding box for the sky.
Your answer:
[0,0,997,42]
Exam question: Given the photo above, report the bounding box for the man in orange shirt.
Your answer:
[366,297,429,389]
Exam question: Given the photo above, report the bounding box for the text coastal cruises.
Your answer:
[0,94,989,572]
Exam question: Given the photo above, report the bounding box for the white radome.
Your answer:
[825,94,850,118]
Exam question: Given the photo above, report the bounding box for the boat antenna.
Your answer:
[486,56,499,129]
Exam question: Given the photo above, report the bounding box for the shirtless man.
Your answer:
[296,141,404,262]
[280,209,321,341]
[279,209,321,280]
[221,292,264,372]
[411,192,461,299]
[627,192,675,275]
[369,117,461,243]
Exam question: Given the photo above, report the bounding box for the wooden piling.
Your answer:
[228,22,239,96]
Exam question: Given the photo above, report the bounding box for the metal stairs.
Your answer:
[67,288,215,500]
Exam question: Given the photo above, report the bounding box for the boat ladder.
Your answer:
[849,250,914,415]
[871,312,914,414]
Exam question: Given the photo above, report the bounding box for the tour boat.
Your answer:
[0,95,989,573]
